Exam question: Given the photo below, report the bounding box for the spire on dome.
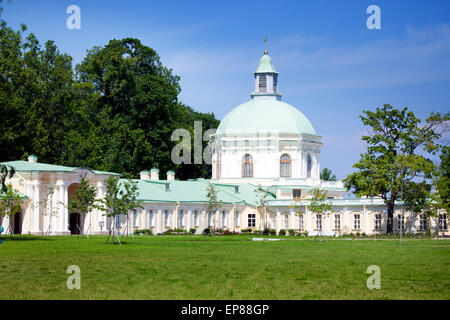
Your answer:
[252,39,281,99]
[264,36,268,55]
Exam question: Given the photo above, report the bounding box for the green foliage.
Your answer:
[189,228,196,235]
[431,146,450,213]
[0,184,22,217]
[278,229,286,236]
[343,104,449,233]
[320,168,337,181]
[97,176,141,220]
[0,22,219,179]
[0,164,15,194]
[206,183,220,230]
[288,229,295,236]
[134,229,153,235]
[308,188,331,215]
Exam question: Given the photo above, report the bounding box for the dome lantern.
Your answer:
[252,37,281,100]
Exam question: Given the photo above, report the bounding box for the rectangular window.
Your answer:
[194,210,199,227]
[133,210,139,228]
[273,75,278,92]
[293,189,302,200]
[334,214,340,230]
[419,214,427,231]
[149,210,154,227]
[164,209,170,227]
[375,214,382,231]
[299,215,304,230]
[235,211,240,227]
[259,75,267,92]
[284,214,289,229]
[179,210,184,228]
[115,215,122,228]
[396,214,405,231]
[354,214,361,230]
[439,214,448,231]
[316,214,322,230]
[222,210,227,227]
[248,214,256,228]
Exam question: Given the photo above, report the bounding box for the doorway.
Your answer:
[69,213,81,234]
[13,212,22,234]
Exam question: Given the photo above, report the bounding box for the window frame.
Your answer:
[248,213,256,228]
[280,154,292,177]
[354,214,361,230]
[242,154,254,178]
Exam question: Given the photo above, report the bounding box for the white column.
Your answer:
[364,206,370,235]
[157,208,162,234]
[32,180,41,233]
[56,182,64,233]
[276,209,281,233]
[290,209,295,230]
[63,185,69,233]
[216,209,220,230]
[51,184,58,235]
[187,209,192,230]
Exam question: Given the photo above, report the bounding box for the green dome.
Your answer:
[255,54,277,73]
[216,99,316,135]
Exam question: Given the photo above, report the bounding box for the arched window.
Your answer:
[242,154,253,177]
[307,154,312,178]
[280,154,291,177]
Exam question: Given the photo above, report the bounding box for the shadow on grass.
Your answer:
[0,235,56,242]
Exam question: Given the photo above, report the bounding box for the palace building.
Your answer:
[1,50,448,236]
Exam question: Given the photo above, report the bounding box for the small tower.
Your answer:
[251,37,281,101]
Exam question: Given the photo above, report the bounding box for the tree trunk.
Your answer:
[386,199,395,234]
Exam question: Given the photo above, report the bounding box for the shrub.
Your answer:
[263,227,270,235]
[189,228,197,235]
[203,228,211,235]
[175,228,186,234]
[269,229,277,235]
[278,229,286,236]
[133,229,153,235]
[241,228,252,233]
[288,229,295,236]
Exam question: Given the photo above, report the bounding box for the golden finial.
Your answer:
[264,36,268,55]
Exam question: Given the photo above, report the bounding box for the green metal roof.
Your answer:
[216,99,317,135]
[121,179,275,206]
[255,54,277,73]
[1,160,120,176]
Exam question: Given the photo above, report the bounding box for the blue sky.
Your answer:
[3,0,450,181]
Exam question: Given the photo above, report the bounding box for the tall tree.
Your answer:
[206,182,220,234]
[344,104,449,233]
[320,168,337,181]
[97,176,141,244]
[308,188,332,242]
[255,184,272,230]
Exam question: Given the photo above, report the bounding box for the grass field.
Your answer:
[0,235,449,300]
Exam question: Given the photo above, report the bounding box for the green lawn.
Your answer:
[0,235,449,299]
